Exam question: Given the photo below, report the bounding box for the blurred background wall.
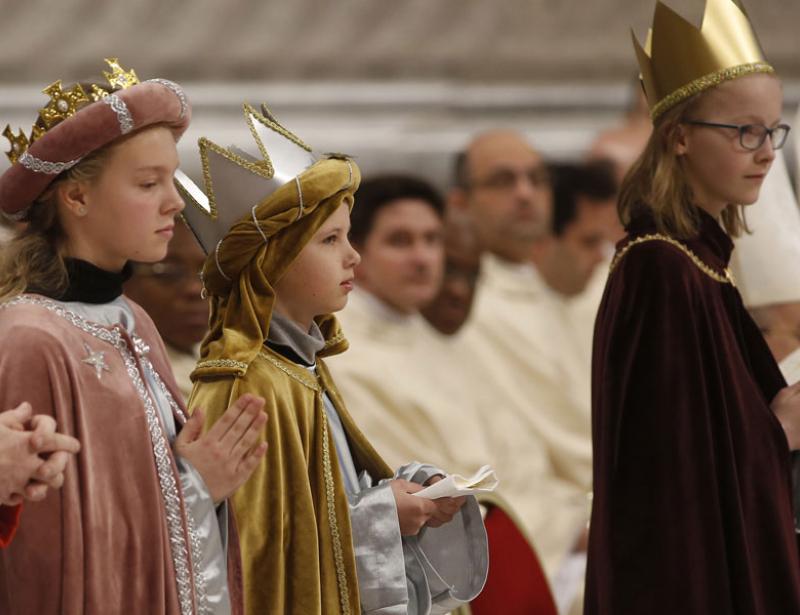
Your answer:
[1,0,797,188]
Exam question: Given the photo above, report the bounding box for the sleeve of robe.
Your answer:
[0,325,76,613]
[585,242,799,614]
[0,505,20,548]
[396,462,489,615]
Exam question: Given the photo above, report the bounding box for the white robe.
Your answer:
[166,343,200,403]
[462,253,596,495]
[330,287,589,583]
[329,288,494,475]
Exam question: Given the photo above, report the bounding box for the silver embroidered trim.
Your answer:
[132,334,151,358]
[147,79,189,119]
[184,508,211,615]
[0,295,200,615]
[251,203,269,246]
[103,94,135,135]
[294,176,304,221]
[133,336,188,424]
[136,347,205,611]
[18,151,81,175]
[214,240,231,281]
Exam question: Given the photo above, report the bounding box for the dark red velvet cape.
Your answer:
[585,211,800,614]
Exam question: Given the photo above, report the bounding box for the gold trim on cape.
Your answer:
[609,233,736,285]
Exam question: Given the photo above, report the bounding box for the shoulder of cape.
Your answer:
[609,234,734,286]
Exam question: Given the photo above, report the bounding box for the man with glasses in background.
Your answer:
[125,220,209,401]
[451,130,596,615]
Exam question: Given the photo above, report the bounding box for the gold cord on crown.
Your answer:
[609,233,736,285]
[3,58,139,164]
[650,62,774,120]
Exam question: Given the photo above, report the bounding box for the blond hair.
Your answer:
[618,94,746,239]
[0,147,114,303]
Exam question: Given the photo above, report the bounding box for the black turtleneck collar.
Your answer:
[28,258,132,304]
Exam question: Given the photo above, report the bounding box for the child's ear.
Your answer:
[58,180,90,218]
[673,124,689,157]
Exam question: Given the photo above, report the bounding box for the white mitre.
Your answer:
[730,149,800,308]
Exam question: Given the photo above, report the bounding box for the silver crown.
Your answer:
[177,103,318,255]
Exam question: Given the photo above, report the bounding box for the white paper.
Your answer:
[412,464,499,499]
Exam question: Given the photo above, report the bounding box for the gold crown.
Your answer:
[633,0,773,120]
[3,57,140,164]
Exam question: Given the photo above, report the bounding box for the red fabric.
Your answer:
[470,505,557,615]
[0,505,21,548]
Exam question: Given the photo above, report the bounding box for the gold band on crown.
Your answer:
[650,62,774,120]
[633,0,773,120]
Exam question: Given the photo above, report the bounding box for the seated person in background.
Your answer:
[420,210,481,337]
[450,133,602,613]
[125,219,209,401]
[453,131,597,498]
[532,160,619,362]
[330,174,588,613]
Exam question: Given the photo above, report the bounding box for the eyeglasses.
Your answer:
[470,166,551,192]
[684,120,791,151]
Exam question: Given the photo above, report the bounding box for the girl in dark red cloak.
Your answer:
[585,1,800,613]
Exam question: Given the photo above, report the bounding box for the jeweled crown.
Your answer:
[176,103,318,255]
[633,0,773,119]
[3,58,139,164]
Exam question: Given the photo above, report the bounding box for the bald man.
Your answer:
[450,131,594,612]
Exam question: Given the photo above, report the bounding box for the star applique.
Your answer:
[81,342,111,380]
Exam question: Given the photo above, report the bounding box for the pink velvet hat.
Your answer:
[0,58,191,220]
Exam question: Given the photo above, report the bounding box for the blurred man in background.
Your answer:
[420,211,481,336]
[329,174,496,473]
[124,220,209,401]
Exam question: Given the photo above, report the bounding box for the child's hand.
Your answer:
[0,403,81,506]
[390,479,438,536]
[175,394,268,503]
[422,475,466,528]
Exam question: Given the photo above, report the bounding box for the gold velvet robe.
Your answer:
[189,316,393,615]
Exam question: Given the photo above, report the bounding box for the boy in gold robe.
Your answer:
[180,104,489,615]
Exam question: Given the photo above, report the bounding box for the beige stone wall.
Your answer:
[0,0,796,186]
[0,0,796,82]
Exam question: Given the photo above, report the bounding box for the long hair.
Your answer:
[618,94,746,239]
[0,81,121,303]
[0,147,113,303]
